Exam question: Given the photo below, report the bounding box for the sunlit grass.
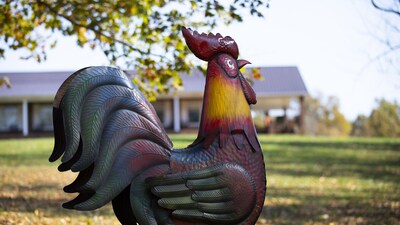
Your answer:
[0,135,399,225]
[260,135,400,225]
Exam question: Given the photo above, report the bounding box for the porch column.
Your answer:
[173,96,181,133]
[299,96,305,134]
[22,99,29,136]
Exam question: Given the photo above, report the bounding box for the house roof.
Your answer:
[0,66,307,102]
[141,66,308,97]
[253,67,308,96]
[0,71,71,101]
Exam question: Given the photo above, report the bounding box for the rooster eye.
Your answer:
[227,59,234,68]
[218,55,237,78]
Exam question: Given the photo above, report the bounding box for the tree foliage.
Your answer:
[0,0,269,98]
[351,114,371,137]
[352,99,400,137]
[304,95,351,136]
[369,99,400,137]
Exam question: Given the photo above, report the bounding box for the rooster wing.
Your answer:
[147,163,257,224]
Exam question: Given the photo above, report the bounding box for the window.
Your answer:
[188,108,200,123]
[0,104,22,132]
[151,100,173,128]
[31,104,53,132]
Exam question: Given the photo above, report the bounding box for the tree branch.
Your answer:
[35,0,165,58]
[358,44,400,76]
[371,0,400,16]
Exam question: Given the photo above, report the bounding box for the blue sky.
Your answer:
[0,0,399,120]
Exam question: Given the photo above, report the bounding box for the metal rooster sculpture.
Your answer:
[50,27,266,225]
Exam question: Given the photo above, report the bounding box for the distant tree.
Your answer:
[351,99,400,137]
[0,0,270,97]
[368,99,400,137]
[328,100,352,136]
[351,114,371,136]
[303,96,321,135]
[304,95,351,136]
[369,0,400,74]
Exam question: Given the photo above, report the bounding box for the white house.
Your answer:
[0,66,308,137]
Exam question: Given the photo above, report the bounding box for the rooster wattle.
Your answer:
[50,27,266,225]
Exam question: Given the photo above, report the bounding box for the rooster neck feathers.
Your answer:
[191,57,261,152]
[181,27,261,152]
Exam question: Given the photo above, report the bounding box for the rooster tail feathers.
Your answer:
[51,66,172,210]
[51,67,91,162]
[61,67,136,163]
[49,107,66,162]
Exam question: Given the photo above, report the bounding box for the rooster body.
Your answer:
[50,28,266,225]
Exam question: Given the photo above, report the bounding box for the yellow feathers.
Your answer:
[204,75,251,121]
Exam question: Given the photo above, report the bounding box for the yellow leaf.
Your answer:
[130,6,138,14]
[253,72,264,80]
[77,27,87,43]
[0,76,11,88]
[100,35,109,43]
[163,36,171,43]
[252,67,264,80]
[176,41,184,51]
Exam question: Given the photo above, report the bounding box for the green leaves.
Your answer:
[0,0,269,98]
[351,99,400,137]
[365,99,400,137]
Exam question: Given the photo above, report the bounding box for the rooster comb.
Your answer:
[182,27,239,61]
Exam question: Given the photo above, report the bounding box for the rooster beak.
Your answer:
[237,59,251,69]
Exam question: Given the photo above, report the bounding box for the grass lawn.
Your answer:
[0,134,399,225]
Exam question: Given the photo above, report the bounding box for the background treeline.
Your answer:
[351,99,400,137]
[304,96,400,137]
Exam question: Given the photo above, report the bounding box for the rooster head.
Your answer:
[182,27,257,105]
[182,27,260,150]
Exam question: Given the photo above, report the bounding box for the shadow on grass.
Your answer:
[1,183,61,192]
[0,196,115,217]
[1,196,67,213]
[260,201,399,225]
[0,180,114,217]
[260,186,400,225]
[2,188,398,225]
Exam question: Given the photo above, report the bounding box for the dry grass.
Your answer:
[1,135,399,225]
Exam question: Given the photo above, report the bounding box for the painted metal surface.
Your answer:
[51,27,266,225]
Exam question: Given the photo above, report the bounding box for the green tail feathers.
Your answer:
[51,66,172,211]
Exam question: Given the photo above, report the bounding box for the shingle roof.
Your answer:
[253,67,308,96]
[0,71,70,100]
[173,66,308,97]
[0,66,307,101]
